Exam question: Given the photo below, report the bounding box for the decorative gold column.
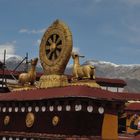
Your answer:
[102,114,118,140]
[38,74,68,88]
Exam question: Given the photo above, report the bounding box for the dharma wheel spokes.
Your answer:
[40,19,72,76]
[45,34,62,61]
[39,19,72,88]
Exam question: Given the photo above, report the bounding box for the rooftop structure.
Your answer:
[0,20,139,140]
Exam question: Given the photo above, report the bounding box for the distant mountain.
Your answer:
[5,56,26,71]
[5,56,43,72]
[5,56,140,93]
[6,56,23,63]
[65,60,140,93]
[83,60,140,80]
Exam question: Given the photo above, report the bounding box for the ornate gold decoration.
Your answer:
[70,80,100,88]
[71,52,96,80]
[18,58,38,86]
[4,115,10,126]
[40,19,72,75]
[38,19,73,88]
[52,116,60,126]
[25,113,35,128]
[38,74,68,88]
[70,52,100,88]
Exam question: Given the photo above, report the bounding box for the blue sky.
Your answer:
[0,0,140,64]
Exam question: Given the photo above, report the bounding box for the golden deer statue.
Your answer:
[72,52,95,80]
[18,58,38,86]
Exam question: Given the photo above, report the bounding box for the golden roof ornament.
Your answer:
[18,58,38,86]
[10,19,100,90]
[71,52,96,80]
[39,19,72,75]
[71,52,100,88]
[38,19,73,88]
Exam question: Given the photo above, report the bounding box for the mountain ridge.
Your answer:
[4,56,140,93]
[66,60,140,93]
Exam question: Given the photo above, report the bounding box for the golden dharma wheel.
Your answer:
[39,19,73,75]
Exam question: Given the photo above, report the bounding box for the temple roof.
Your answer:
[125,103,140,111]
[0,85,139,102]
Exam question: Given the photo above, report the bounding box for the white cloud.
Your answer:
[19,28,46,34]
[72,47,80,54]
[37,39,41,45]
[120,0,140,7]
[127,23,140,33]
[19,29,28,33]
[33,39,41,47]
[122,0,140,5]
[0,42,17,61]
[0,43,15,54]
